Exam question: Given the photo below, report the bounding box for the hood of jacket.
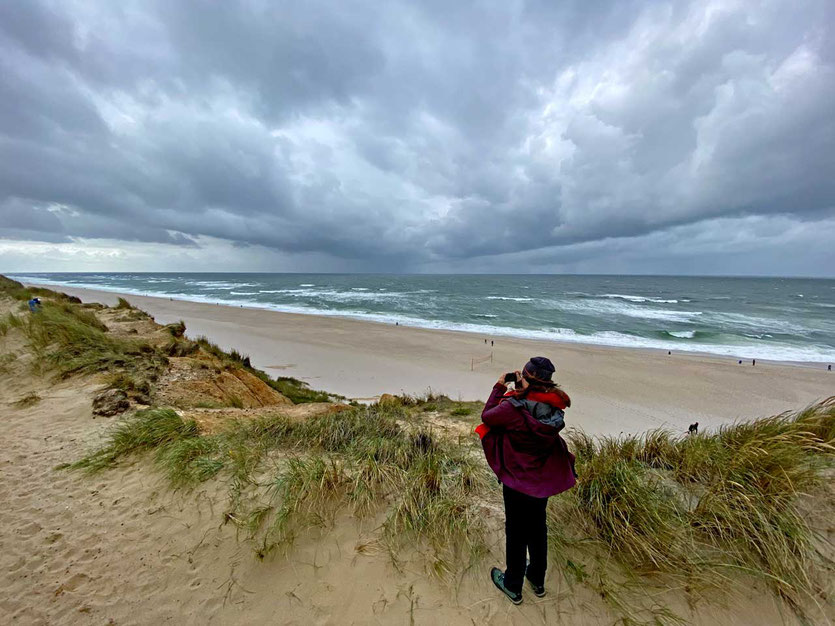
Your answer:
[508,397,565,430]
[503,388,570,431]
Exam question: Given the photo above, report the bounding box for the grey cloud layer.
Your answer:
[1,0,833,270]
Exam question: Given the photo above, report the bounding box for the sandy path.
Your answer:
[33,284,835,437]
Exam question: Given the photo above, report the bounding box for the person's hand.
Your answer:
[515,371,528,390]
[496,373,508,386]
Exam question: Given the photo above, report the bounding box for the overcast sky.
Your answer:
[1,0,833,276]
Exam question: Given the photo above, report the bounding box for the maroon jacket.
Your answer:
[479,383,576,498]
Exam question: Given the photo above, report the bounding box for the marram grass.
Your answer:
[551,397,835,612]
[66,402,491,575]
[65,396,834,612]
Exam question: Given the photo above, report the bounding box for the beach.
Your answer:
[3,277,832,625]
[30,283,834,437]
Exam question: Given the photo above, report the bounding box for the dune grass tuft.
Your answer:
[23,304,165,379]
[268,376,333,403]
[4,312,24,330]
[66,400,490,573]
[0,275,81,304]
[551,397,835,613]
[66,408,198,473]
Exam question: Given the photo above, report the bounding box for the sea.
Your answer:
[10,273,835,364]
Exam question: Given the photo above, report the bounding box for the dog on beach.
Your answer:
[688,422,699,435]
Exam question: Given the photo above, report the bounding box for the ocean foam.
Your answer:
[191,280,257,290]
[550,298,701,323]
[486,296,534,302]
[602,293,679,304]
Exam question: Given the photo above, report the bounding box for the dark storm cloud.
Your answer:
[0,0,833,271]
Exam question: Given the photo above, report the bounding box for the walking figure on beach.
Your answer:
[476,357,575,604]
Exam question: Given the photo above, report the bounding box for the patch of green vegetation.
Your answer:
[23,303,166,380]
[0,275,80,304]
[156,433,225,487]
[118,309,150,322]
[195,336,238,363]
[4,312,23,330]
[164,320,186,337]
[61,367,834,618]
[63,407,198,473]
[162,337,199,357]
[549,397,835,616]
[250,411,489,569]
[395,391,453,407]
[103,371,152,403]
[449,404,474,416]
[55,301,109,332]
[192,400,224,409]
[269,376,333,403]
[115,297,134,309]
[67,401,490,574]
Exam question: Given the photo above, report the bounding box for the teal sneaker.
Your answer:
[491,567,522,605]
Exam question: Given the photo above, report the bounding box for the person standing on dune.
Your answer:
[475,356,576,604]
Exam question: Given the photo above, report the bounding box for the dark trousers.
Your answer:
[502,484,549,593]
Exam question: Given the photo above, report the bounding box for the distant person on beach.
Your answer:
[752,359,756,366]
[476,357,575,604]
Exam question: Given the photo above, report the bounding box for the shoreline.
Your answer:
[21,278,831,367]
[25,282,834,436]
